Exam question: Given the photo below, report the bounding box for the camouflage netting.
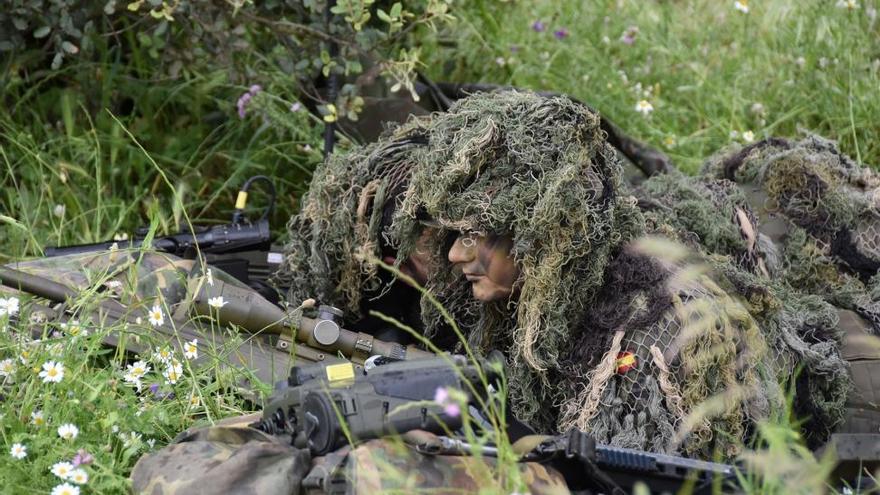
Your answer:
[390,91,795,458]
[701,136,880,335]
[274,122,428,324]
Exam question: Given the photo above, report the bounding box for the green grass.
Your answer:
[421,0,879,173]
[1,0,878,492]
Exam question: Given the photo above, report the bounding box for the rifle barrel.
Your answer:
[0,266,78,303]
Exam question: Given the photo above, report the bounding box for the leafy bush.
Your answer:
[2,0,453,119]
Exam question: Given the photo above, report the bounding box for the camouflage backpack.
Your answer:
[130,414,570,495]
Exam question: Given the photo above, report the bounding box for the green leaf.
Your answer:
[377,9,391,23]
[33,26,51,39]
[61,41,79,54]
[390,2,402,19]
[51,52,63,70]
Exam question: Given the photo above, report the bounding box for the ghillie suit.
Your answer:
[391,91,788,459]
[699,136,880,435]
[274,123,430,339]
[701,136,880,333]
[631,174,852,446]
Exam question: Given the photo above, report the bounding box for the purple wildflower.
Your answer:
[236,84,263,119]
[531,20,546,32]
[443,403,461,417]
[433,387,461,418]
[553,28,569,40]
[620,26,639,45]
[236,92,253,119]
[72,448,94,466]
[149,383,160,396]
[509,44,520,53]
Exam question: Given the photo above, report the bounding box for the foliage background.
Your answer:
[1,0,878,492]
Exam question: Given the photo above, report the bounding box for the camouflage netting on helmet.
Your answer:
[390,91,791,458]
[274,123,427,322]
[631,173,851,445]
[701,135,880,335]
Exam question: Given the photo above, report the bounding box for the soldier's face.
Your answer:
[383,228,434,287]
[447,232,519,302]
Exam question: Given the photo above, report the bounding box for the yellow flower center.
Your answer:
[48,369,57,377]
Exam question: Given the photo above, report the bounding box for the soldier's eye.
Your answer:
[460,232,478,248]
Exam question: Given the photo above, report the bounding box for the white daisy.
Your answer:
[147,304,164,327]
[742,130,756,143]
[39,361,65,383]
[189,393,201,407]
[0,358,14,376]
[9,443,26,459]
[57,423,79,440]
[69,469,88,485]
[734,0,749,13]
[0,297,20,316]
[153,347,174,364]
[634,99,654,116]
[31,410,45,426]
[837,0,859,9]
[125,360,150,380]
[163,362,183,385]
[124,360,151,390]
[51,461,75,479]
[183,339,198,360]
[207,296,227,309]
[50,482,79,495]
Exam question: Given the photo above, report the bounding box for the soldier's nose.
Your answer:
[448,234,476,265]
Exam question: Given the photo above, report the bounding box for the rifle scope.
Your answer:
[192,277,433,363]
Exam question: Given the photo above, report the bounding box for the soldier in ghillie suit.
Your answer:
[696,136,880,435]
[629,173,852,446]
[273,122,433,343]
[388,90,848,459]
[701,135,880,335]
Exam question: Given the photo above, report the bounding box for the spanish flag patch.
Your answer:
[615,351,637,374]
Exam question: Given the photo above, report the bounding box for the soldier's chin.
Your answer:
[470,282,510,303]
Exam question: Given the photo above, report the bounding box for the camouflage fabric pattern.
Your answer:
[131,422,310,495]
[348,437,569,495]
[5,250,248,318]
[8,250,195,308]
[132,418,570,495]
